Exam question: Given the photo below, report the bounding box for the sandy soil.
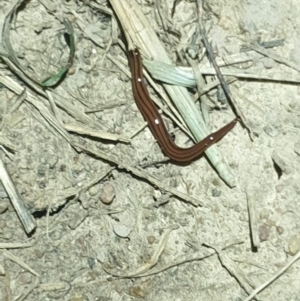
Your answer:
[0,0,300,300]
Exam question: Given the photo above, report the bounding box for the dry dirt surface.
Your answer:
[0,0,300,300]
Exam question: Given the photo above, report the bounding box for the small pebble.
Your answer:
[89,185,99,197]
[259,224,271,242]
[288,234,300,255]
[130,286,146,298]
[113,224,131,238]
[276,226,284,235]
[0,200,8,214]
[212,188,221,197]
[147,236,155,245]
[100,183,115,204]
[34,249,44,259]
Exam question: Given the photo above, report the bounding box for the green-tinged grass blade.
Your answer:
[41,67,68,87]
[41,19,75,87]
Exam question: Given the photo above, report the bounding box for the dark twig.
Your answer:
[171,0,182,18]
[195,0,251,135]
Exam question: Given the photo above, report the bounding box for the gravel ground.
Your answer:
[0,0,300,300]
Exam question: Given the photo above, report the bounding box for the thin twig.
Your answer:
[3,249,40,277]
[0,158,36,234]
[203,244,258,299]
[122,237,245,278]
[196,0,251,136]
[244,250,300,301]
